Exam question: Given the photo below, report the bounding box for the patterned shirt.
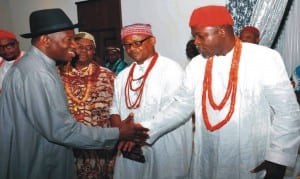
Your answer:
[59,61,116,179]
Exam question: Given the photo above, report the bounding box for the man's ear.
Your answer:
[40,35,52,47]
[149,36,156,45]
[218,26,226,37]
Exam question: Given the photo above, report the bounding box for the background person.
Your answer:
[0,8,148,179]
[186,38,199,60]
[0,29,25,92]
[239,25,260,44]
[105,46,128,75]
[58,31,117,179]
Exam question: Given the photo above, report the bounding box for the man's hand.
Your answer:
[251,160,286,179]
[118,141,136,152]
[118,113,149,142]
[119,141,145,163]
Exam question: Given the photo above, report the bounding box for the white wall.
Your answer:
[0,0,12,30]
[0,0,226,65]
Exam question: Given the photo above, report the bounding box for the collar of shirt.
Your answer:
[134,55,153,77]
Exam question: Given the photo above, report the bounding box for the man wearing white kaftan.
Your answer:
[0,51,24,89]
[0,29,25,91]
[141,42,300,179]
[111,54,193,179]
[140,6,300,179]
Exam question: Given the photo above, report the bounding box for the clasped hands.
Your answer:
[117,113,148,162]
[118,113,149,152]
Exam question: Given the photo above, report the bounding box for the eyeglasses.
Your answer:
[77,45,94,51]
[123,36,152,49]
[0,41,17,51]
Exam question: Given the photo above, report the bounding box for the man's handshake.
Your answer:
[118,113,149,144]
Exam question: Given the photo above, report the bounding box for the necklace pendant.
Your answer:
[74,105,78,112]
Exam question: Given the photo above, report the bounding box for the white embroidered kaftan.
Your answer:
[111,54,193,179]
[142,43,300,179]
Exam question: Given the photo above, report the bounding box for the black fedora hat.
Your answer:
[21,8,79,38]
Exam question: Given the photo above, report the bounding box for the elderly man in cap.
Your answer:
[0,29,25,92]
[239,26,260,44]
[0,8,149,179]
[138,5,300,179]
[105,46,128,75]
[110,23,192,179]
[58,31,117,179]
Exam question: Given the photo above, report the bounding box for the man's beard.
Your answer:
[3,56,17,61]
